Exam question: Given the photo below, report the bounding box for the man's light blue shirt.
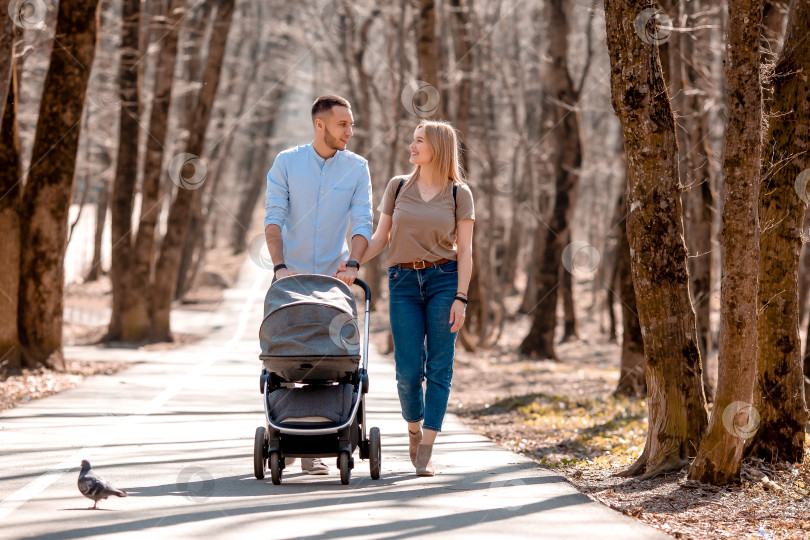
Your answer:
[264,143,373,276]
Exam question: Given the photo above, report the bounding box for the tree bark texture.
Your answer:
[519,0,582,360]
[604,0,708,479]
[0,44,21,374]
[151,0,235,341]
[18,0,100,369]
[108,0,144,341]
[748,0,809,464]
[689,0,764,485]
[613,191,646,397]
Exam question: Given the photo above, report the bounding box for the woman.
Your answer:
[343,120,474,476]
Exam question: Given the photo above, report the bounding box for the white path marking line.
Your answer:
[0,269,266,520]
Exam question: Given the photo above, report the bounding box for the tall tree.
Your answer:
[124,0,186,339]
[107,0,143,341]
[0,10,21,374]
[17,0,101,368]
[690,0,764,485]
[604,0,708,478]
[150,0,235,341]
[519,0,590,360]
[747,0,809,464]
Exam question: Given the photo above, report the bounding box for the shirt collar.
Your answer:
[309,142,340,164]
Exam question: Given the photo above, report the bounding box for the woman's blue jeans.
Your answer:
[388,260,459,432]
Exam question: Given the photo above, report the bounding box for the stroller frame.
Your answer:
[253,277,380,485]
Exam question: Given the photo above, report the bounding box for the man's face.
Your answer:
[317,106,354,151]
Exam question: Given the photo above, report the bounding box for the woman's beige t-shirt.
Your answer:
[378,176,475,267]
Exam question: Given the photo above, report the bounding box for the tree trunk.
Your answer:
[416,0,441,118]
[519,0,582,360]
[689,0,764,485]
[85,177,110,282]
[747,0,809,464]
[613,191,646,397]
[18,0,100,369]
[560,232,578,342]
[117,0,186,340]
[0,0,14,121]
[150,0,235,341]
[107,0,143,341]
[604,0,708,479]
[0,34,21,374]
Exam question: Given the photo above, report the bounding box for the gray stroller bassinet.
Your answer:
[253,274,381,485]
[260,274,360,383]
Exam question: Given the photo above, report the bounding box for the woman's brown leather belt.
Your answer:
[398,257,452,269]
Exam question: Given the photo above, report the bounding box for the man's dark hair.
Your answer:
[311,95,351,123]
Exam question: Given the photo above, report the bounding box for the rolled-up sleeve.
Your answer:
[264,156,289,229]
[349,163,373,242]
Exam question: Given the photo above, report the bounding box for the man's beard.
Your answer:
[324,126,346,151]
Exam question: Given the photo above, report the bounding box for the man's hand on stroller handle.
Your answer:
[334,263,358,286]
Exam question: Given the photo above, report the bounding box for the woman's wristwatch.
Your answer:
[346,260,360,270]
[273,263,287,275]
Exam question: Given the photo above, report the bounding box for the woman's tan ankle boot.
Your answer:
[415,443,434,476]
[408,426,423,466]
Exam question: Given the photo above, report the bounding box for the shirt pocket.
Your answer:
[327,183,355,206]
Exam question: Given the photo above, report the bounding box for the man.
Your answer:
[263,95,372,475]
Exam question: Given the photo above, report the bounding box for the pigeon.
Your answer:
[78,460,127,509]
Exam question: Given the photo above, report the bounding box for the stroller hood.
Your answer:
[260,274,360,360]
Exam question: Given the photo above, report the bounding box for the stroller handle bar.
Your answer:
[351,278,371,375]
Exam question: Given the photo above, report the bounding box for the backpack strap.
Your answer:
[395,178,405,200]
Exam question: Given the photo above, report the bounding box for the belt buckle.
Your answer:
[413,260,426,270]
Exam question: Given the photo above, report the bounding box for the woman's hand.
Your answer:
[449,299,466,333]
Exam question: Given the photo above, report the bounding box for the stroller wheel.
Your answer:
[338,452,351,485]
[270,452,283,485]
[369,427,381,480]
[253,427,267,479]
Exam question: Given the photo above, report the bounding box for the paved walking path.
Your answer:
[0,260,668,539]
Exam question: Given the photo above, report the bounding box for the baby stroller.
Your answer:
[253,274,381,485]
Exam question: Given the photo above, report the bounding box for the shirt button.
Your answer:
[320,190,324,193]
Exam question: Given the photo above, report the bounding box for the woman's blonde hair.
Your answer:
[405,121,465,194]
